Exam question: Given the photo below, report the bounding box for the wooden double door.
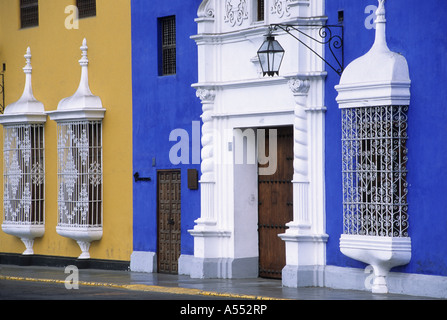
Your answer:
[258,126,293,279]
[157,170,181,274]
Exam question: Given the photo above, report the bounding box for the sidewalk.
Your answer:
[0,264,434,300]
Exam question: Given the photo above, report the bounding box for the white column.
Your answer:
[289,78,311,232]
[189,86,232,278]
[280,76,328,287]
[193,87,217,229]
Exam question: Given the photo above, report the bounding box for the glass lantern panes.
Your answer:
[3,124,45,225]
[257,35,285,76]
[341,105,409,237]
[56,120,102,228]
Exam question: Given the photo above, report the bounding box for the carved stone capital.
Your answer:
[288,78,310,95]
[196,87,216,103]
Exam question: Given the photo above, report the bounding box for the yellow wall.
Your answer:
[0,0,133,261]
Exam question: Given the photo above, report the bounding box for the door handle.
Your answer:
[167,218,175,225]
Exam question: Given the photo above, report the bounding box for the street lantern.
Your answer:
[257,33,285,77]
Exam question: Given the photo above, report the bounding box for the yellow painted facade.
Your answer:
[0,0,133,261]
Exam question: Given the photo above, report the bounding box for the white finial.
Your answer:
[23,47,32,74]
[372,0,388,51]
[0,46,46,119]
[79,38,89,67]
[54,38,104,113]
[22,47,34,98]
[375,0,386,24]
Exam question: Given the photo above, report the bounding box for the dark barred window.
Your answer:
[76,0,96,19]
[20,0,39,29]
[257,0,265,21]
[159,16,176,76]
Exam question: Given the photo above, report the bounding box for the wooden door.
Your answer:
[258,126,293,279]
[157,170,181,274]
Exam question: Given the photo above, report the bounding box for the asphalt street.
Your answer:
[0,278,226,300]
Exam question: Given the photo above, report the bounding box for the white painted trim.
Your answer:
[0,113,47,125]
[335,80,411,108]
[47,108,105,121]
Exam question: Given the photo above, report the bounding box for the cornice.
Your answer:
[192,71,326,91]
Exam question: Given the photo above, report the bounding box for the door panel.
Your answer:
[157,170,181,274]
[258,126,293,279]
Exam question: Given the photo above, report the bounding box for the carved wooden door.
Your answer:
[157,170,181,274]
[258,126,293,279]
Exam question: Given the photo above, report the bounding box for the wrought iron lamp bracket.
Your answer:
[269,23,344,76]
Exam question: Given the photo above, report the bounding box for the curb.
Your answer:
[0,275,287,300]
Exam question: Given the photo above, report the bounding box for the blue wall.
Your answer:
[325,0,447,276]
[131,0,202,255]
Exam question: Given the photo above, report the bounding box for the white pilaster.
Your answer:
[191,86,217,231]
[189,86,233,278]
[280,76,328,287]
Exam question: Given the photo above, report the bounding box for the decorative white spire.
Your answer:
[376,0,386,22]
[372,0,389,52]
[21,47,35,101]
[23,47,32,74]
[79,38,89,67]
[1,47,46,120]
[56,38,103,113]
[75,38,93,97]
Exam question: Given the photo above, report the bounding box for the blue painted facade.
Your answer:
[131,0,202,257]
[325,0,447,276]
[130,0,447,286]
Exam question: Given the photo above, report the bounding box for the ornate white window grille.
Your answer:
[341,105,409,238]
[56,120,102,228]
[0,47,47,255]
[3,124,45,226]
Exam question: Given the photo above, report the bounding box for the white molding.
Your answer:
[0,113,47,125]
[335,80,411,108]
[47,108,105,122]
[212,108,293,119]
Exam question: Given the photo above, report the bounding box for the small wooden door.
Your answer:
[157,170,181,274]
[258,126,293,279]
